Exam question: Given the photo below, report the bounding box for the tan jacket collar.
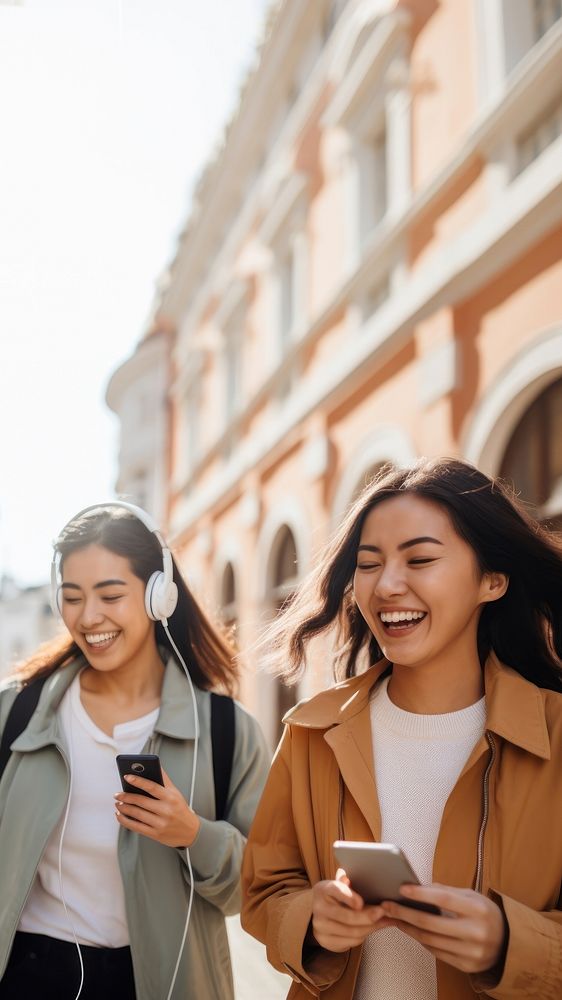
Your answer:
[484,653,550,759]
[285,655,551,760]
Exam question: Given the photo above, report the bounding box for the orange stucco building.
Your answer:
[109,0,562,747]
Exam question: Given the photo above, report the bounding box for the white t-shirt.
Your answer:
[19,672,159,947]
[353,677,486,1000]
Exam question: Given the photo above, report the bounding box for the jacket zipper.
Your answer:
[5,743,71,958]
[337,774,344,841]
[474,731,496,893]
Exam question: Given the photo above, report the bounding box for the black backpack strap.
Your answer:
[0,676,48,782]
[210,692,235,822]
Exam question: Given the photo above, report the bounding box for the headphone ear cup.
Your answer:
[145,572,179,622]
[145,572,162,621]
[50,559,63,618]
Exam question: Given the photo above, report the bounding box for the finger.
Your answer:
[315,928,374,950]
[115,801,164,828]
[313,933,364,953]
[320,908,384,930]
[314,909,391,950]
[122,773,166,798]
[391,920,494,972]
[316,900,384,928]
[335,868,350,885]
[323,880,365,910]
[114,791,163,810]
[381,901,464,938]
[389,919,475,956]
[314,916,382,944]
[399,883,474,915]
[115,809,159,840]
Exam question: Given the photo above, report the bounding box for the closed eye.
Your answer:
[408,558,437,565]
[62,594,125,604]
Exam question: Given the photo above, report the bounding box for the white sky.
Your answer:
[0,0,270,586]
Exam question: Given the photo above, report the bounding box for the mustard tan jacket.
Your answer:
[241,656,562,999]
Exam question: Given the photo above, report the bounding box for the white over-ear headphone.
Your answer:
[51,500,179,625]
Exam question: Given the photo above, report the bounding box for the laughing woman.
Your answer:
[241,458,562,1000]
[0,503,269,1000]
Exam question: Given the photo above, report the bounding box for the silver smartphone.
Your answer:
[333,840,441,914]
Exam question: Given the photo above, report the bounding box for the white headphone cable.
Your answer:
[162,622,200,1000]
[57,701,85,1000]
[55,631,199,1000]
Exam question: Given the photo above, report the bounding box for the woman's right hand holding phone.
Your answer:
[310,869,385,952]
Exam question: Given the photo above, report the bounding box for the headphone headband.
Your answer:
[60,500,159,536]
[51,500,178,625]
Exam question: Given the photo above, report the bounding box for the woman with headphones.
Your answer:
[0,502,269,1000]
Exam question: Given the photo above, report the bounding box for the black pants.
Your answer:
[0,932,136,1000]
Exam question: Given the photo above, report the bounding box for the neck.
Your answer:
[386,635,485,714]
[387,666,484,714]
[81,643,165,703]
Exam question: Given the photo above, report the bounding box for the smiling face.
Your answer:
[353,494,507,678]
[60,544,159,675]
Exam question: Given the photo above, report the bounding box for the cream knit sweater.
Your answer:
[353,677,486,1000]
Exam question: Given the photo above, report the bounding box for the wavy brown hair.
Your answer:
[261,457,562,692]
[15,507,238,695]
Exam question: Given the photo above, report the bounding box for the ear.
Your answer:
[480,571,509,605]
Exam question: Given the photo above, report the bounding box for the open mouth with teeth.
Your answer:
[84,630,120,650]
[378,610,427,634]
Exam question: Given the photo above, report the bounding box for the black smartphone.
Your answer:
[333,840,441,915]
[116,754,164,798]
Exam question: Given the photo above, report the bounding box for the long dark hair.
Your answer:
[263,457,562,692]
[16,507,238,695]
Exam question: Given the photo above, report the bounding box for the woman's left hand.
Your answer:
[114,767,201,848]
[379,883,507,975]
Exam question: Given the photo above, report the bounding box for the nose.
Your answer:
[79,595,105,628]
[374,561,408,600]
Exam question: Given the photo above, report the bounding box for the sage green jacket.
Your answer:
[0,657,270,999]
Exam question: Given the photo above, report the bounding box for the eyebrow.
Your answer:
[357,536,444,553]
[60,579,128,590]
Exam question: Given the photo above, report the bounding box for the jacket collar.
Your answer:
[153,656,199,740]
[484,653,550,760]
[11,651,199,753]
[285,654,551,760]
[285,661,387,729]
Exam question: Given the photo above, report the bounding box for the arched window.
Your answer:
[220,561,238,640]
[268,525,300,738]
[270,525,299,608]
[499,376,562,529]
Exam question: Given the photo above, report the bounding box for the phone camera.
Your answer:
[131,763,145,773]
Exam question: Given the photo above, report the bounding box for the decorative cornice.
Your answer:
[322,8,411,127]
